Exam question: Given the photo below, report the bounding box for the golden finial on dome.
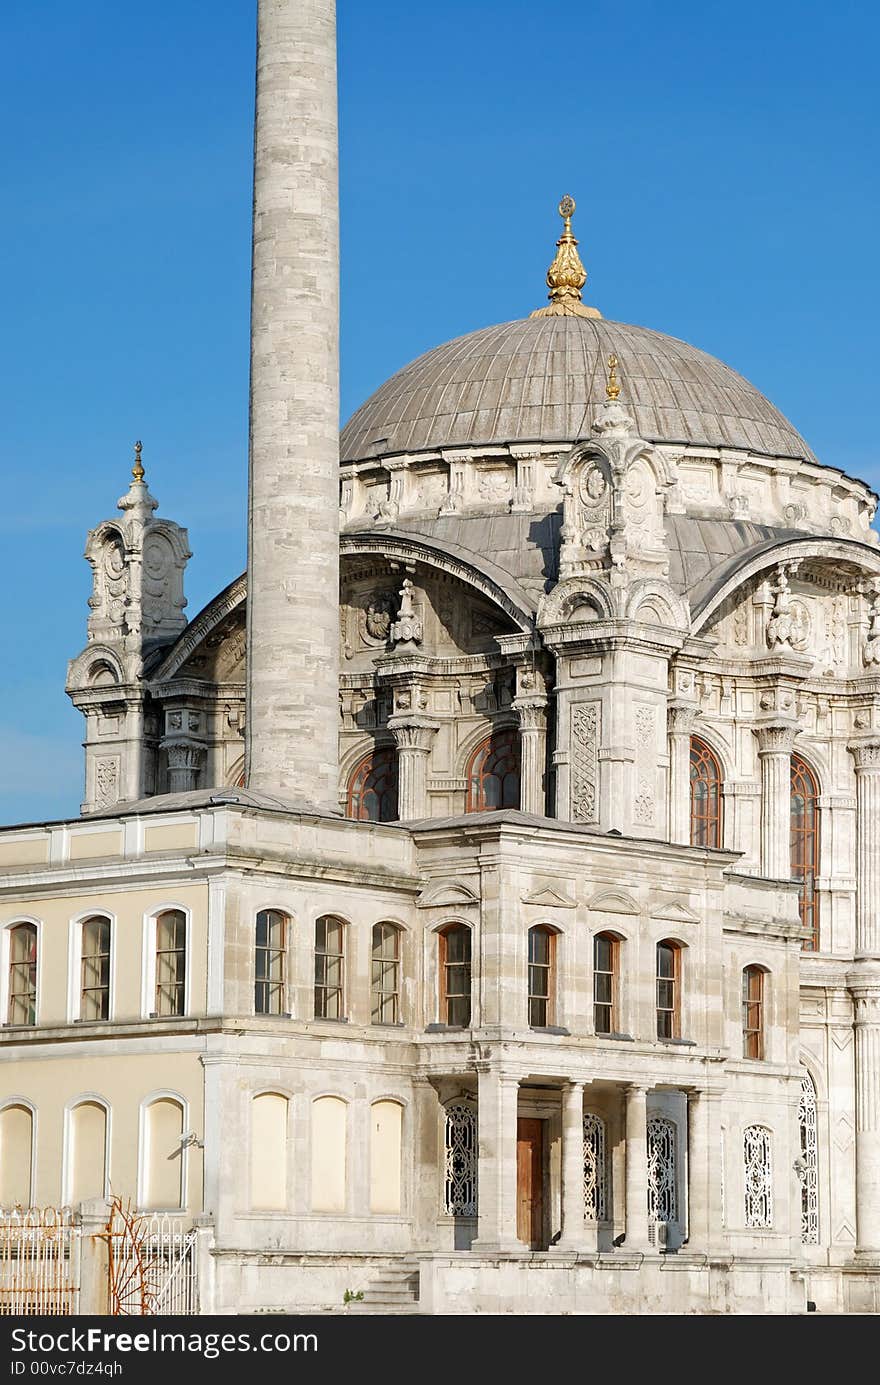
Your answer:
[132,440,145,483]
[605,353,621,400]
[530,195,602,320]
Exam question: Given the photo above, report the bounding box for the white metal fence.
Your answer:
[107,1203,198,1316]
[0,1207,80,1315]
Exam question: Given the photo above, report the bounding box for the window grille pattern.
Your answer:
[743,1125,773,1228]
[798,1074,819,1245]
[347,748,398,822]
[255,910,287,1016]
[689,737,723,847]
[582,1112,607,1221]
[465,730,520,812]
[647,1116,677,1226]
[443,1102,477,1216]
[155,911,186,1017]
[8,924,37,1026]
[371,923,400,1024]
[791,755,820,951]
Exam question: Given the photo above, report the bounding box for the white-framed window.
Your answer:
[310,1096,347,1212]
[250,1091,290,1211]
[141,907,191,1019]
[138,1092,188,1211]
[68,912,115,1022]
[63,1097,110,1205]
[1,919,40,1027]
[0,1099,36,1207]
[743,1124,773,1228]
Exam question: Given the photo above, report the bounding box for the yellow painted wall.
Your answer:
[143,823,199,854]
[68,831,123,861]
[250,1093,288,1210]
[311,1096,346,1212]
[370,1100,402,1213]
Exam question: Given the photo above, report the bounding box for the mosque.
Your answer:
[1,0,880,1314]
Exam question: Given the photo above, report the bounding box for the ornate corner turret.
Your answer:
[66,443,192,813]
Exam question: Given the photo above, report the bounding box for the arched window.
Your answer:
[583,1112,607,1221]
[347,748,398,822]
[311,1096,347,1212]
[371,923,401,1025]
[527,926,555,1028]
[593,933,618,1036]
[154,910,186,1017]
[465,730,520,812]
[250,1093,288,1211]
[656,941,681,1039]
[798,1072,819,1245]
[791,755,820,951]
[80,916,111,1021]
[0,1103,34,1206]
[142,1097,185,1210]
[438,924,471,1027]
[742,965,766,1060]
[314,916,345,1020]
[647,1116,677,1236]
[370,1100,403,1213]
[7,924,37,1026]
[743,1125,773,1228]
[443,1101,477,1216]
[68,1101,108,1204]
[689,737,723,848]
[255,910,289,1016]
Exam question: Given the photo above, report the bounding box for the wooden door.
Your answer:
[516,1117,544,1249]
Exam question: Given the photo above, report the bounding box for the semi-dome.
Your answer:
[340,313,817,466]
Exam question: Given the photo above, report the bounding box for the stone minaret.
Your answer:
[246,0,340,808]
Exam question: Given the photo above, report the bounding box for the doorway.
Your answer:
[516,1117,546,1249]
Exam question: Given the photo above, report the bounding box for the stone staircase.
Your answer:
[347,1258,421,1314]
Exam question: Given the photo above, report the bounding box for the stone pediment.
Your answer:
[650,899,702,925]
[587,889,640,915]
[521,884,578,909]
[416,879,480,908]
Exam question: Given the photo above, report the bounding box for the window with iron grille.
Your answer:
[371,922,401,1024]
[81,916,111,1021]
[155,910,186,1017]
[8,923,37,1026]
[255,909,288,1015]
[314,915,345,1019]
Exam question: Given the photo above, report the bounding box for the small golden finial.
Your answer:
[132,440,145,483]
[605,353,621,400]
[530,195,601,320]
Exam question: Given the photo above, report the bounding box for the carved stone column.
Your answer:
[685,1087,723,1254]
[388,717,438,820]
[556,1080,592,1252]
[755,722,797,879]
[624,1084,650,1252]
[849,979,880,1257]
[668,702,698,845]
[849,739,880,955]
[472,1068,521,1253]
[512,699,548,816]
[165,743,206,794]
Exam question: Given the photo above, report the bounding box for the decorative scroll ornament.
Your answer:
[443,1102,477,1216]
[798,1074,819,1245]
[530,196,601,319]
[743,1125,773,1228]
[571,703,599,822]
[583,1113,608,1221]
[390,578,423,646]
[647,1116,677,1227]
[766,563,804,650]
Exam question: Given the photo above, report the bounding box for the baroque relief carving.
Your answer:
[571,703,599,822]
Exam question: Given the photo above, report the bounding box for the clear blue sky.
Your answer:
[1,0,878,824]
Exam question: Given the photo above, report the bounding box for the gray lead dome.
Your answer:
[341,314,816,464]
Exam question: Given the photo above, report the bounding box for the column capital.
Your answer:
[512,697,548,731]
[667,700,699,735]
[754,720,799,755]
[387,716,439,753]
[848,738,880,772]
